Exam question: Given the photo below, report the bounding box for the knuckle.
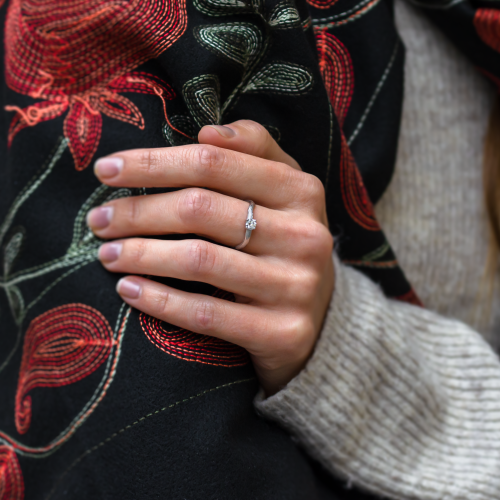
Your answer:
[126,238,149,267]
[150,290,171,317]
[193,144,225,179]
[307,174,326,199]
[295,221,333,258]
[185,240,217,276]
[137,148,162,175]
[280,314,313,353]
[124,196,142,227]
[194,300,219,332]
[178,188,213,224]
[296,174,325,209]
[241,120,270,142]
[284,269,321,304]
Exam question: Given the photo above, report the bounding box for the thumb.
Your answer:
[198,120,301,171]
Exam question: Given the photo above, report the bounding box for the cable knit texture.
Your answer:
[256,1,500,499]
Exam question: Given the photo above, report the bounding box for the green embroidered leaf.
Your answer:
[268,2,301,29]
[3,228,24,277]
[183,75,221,128]
[361,241,390,262]
[194,0,253,16]
[7,286,24,326]
[194,23,263,68]
[163,115,198,146]
[244,62,314,94]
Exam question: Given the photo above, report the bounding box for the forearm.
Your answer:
[256,254,500,500]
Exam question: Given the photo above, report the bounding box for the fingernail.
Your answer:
[87,206,113,229]
[94,157,123,178]
[117,278,142,299]
[98,242,122,262]
[209,125,235,138]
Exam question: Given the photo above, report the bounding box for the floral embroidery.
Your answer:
[306,0,340,10]
[474,9,500,52]
[267,2,301,29]
[315,29,353,126]
[4,0,186,170]
[339,135,380,231]
[0,446,23,500]
[15,304,114,435]
[194,23,263,69]
[140,290,249,367]
[315,29,379,231]
[243,62,314,94]
[183,75,222,128]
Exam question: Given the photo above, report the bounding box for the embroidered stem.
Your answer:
[0,304,131,458]
[45,376,256,499]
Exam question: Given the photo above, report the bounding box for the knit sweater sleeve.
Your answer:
[255,254,500,500]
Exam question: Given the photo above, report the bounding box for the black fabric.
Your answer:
[0,0,499,498]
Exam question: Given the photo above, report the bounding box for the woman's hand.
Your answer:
[87,120,334,396]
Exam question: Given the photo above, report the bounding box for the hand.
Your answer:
[87,121,334,396]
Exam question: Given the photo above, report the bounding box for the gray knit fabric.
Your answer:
[378,0,500,343]
[256,2,500,498]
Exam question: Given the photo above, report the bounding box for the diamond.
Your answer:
[246,218,257,230]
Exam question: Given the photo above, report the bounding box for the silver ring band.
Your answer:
[235,200,256,250]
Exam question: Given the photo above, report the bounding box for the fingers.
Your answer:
[197,120,301,171]
[87,188,305,255]
[115,275,277,351]
[98,238,290,302]
[94,143,324,214]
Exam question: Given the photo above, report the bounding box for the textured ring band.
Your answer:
[235,200,257,250]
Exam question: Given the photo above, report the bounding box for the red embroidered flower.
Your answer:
[315,29,354,127]
[0,446,24,500]
[315,29,379,231]
[474,9,500,53]
[4,0,187,170]
[15,304,114,435]
[306,0,340,10]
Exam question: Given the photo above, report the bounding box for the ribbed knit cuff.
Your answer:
[255,254,500,500]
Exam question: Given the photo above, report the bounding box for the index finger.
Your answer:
[93,144,323,211]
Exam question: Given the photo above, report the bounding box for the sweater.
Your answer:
[256,1,500,499]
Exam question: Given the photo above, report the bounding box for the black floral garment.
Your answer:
[0,0,499,498]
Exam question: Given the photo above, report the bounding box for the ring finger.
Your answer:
[88,188,302,255]
[98,237,292,303]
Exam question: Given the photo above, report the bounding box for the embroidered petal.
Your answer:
[315,29,354,126]
[0,446,24,500]
[183,75,221,127]
[6,100,69,147]
[140,290,249,367]
[108,72,176,100]
[5,0,187,97]
[243,62,314,94]
[15,304,114,435]
[340,135,380,231]
[474,9,500,53]
[63,100,102,171]
[97,92,145,129]
[193,23,263,68]
[306,0,339,9]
